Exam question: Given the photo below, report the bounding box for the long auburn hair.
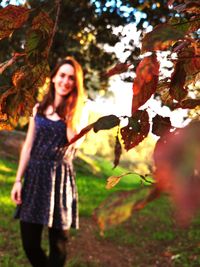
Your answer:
[38,56,86,133]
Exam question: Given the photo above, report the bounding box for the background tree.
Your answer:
[0,0,177,92]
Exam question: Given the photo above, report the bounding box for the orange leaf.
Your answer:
[103,62,132,78]
[106,172,132,189]
[0,5,30,40]
[132,55,159,113]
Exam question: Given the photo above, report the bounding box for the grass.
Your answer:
[1,156,200,267]
[0,156,141,267]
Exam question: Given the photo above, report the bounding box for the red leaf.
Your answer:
[169,62,188,101]
[0,5,30,40]
[152,115,172,137]
[168,0,176,6]
[154,121,200,226]
[132,55,159,113]
[103,62,131,78]
[67,123,95,146]
[120,110,150,151]
[184,57,200,76]
[174,2,200,14]
[142,24,185,53]
[185,2,200,14]
[179,99,200,109]
[113,135,122,168]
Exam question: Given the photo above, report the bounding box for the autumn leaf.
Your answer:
[132,55,159,113]
[168,0,176,6]
[179,99,200,109]
[32,11,54,35]
[142,24,185,53]
[154,121,200,226]
[0,53,24,74]
[169,17,189,35]
[187,19,200,33]
[67,123,95,146]
[3,92,24,126]
[31,61,50,89]
[94,186,159,233]
[0,5,30,40]
[121,110,150,151]
[93,115,120,133]
[152,115,172,137]
[106,172,132,189]
[25,11,53,62]
[184,57,200,76]
[113,135,122,168]
[103,62,132,78]
[174,2,200,14]
[169,62,188,101]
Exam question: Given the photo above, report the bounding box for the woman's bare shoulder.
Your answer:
[32,103,40,118]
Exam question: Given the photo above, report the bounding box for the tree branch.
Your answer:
[47,0,62,56]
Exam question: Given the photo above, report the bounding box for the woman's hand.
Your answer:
[11,181,22,205]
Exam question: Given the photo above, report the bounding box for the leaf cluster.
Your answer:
[0,5,52,129]
[66,0,200,232]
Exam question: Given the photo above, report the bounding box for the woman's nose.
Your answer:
[63,76,69,84]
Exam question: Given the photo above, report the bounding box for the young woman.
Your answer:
[11,56,86,267]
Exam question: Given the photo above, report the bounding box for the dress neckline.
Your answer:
[37,114,63,123]
[44,116,62,122]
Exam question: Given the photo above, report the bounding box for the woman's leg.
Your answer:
[48,227,68,267]
[20,221,48,267]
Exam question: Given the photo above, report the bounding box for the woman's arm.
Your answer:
[11,105,38,204]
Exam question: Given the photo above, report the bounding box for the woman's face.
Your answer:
[52,63,75,97]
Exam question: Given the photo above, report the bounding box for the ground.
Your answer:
[67,217,136,267]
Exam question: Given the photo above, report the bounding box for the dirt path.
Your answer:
[68,217,136,267]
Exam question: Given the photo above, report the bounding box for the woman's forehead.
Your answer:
[58,63,75,75]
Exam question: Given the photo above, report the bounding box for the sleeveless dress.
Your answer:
[14,114,79,230]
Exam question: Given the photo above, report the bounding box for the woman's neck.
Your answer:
[54,94,64,108]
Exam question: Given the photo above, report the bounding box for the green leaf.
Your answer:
[142,24,185,53]
[93,115,120,133]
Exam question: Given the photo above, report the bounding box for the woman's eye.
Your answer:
[69,76,75,81]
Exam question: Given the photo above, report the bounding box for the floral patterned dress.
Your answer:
[14,114,79,230]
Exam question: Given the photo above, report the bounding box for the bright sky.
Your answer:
[1,0,25,6]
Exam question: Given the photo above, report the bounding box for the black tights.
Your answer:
[20,221,68,267]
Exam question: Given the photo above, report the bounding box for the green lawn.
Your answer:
[0,156,141,267]
[1,156,200,267]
